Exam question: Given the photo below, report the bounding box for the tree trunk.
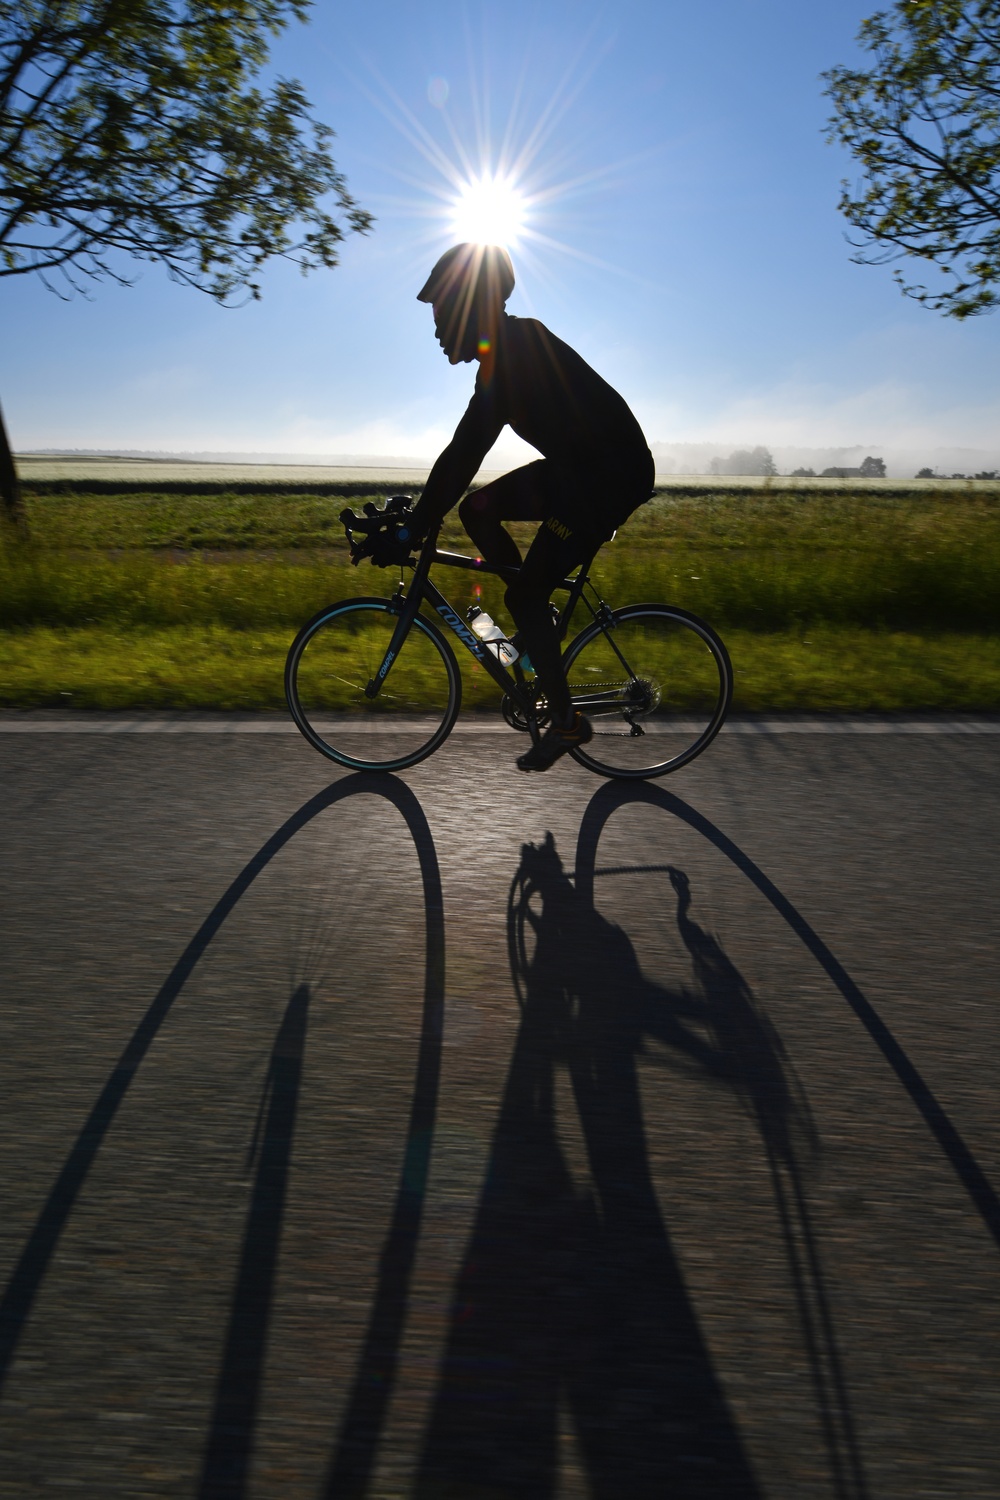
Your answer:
[0,398,27,530]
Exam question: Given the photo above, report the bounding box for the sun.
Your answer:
[360,35,636,290]
[450,173,526,248]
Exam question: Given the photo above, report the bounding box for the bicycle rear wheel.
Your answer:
[563,603,732,778]
[285,597,461,771]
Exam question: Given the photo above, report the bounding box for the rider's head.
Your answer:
[417,243,515,364]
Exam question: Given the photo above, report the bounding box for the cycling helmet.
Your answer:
[416,242,515,307]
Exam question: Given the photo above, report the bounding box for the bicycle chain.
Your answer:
[566,678,630,693]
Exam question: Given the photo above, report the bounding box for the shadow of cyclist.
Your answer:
[663,865,866,1500]
[412,831,763,1499]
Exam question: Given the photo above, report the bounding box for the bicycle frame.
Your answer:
[366,526,603,736]
[288,511,734,777]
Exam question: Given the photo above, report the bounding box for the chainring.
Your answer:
[501,689,549,733]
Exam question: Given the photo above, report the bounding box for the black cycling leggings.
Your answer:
[457,463,607,725]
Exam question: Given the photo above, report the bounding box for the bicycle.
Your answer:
[284,496,733,779]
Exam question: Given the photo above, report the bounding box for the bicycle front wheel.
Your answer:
[285,597,461,771]
[563,603,732,778]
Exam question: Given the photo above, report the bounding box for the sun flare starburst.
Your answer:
[450,173,526,249]
[353,32,648,306]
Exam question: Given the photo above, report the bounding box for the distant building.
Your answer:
[820,456,886,479]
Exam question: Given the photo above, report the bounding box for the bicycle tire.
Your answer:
[562,603,733,778]
[285,597,461,771]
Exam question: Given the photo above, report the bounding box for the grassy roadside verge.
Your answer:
[1,625,997,713]
[3,485,1000,711]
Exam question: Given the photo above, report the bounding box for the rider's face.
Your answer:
[432,296,478,364]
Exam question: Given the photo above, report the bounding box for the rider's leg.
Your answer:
[460,459,599,731]
[505,522,586,729]
[457,462,548,572]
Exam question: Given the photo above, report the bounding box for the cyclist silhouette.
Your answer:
[407,242,654,772]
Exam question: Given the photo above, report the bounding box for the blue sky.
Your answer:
[3,0,998,470]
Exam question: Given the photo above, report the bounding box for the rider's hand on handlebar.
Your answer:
[367,522,415,567]
[340,496,420,568]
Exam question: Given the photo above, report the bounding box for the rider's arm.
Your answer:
[410,383,504,540]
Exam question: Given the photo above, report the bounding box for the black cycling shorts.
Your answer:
[524,452,655,551]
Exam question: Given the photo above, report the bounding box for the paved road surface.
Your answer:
[1,720,998,1498]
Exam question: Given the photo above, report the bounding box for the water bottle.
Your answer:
[467,605,518,666]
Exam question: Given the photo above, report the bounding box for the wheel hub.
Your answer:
[621,676,661,716]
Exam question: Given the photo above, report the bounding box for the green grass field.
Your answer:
[2,483,999,711]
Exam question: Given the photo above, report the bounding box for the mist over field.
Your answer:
[649,442,1000,480]
[21,440,1000,479]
